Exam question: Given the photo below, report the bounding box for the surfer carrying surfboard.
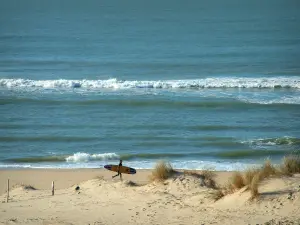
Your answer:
[104,161,136,178]
[112,160,123,180]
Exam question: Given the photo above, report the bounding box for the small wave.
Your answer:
[1,77,300,90]
[244,136,300,147]
[65,152,119,162]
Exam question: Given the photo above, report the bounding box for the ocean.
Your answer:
[1,0,300,171]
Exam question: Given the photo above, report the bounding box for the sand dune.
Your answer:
[0,169,300,225]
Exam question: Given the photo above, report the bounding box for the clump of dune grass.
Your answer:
[200,169,216,181]
[183,169,217,189]
[150,161,175,182]
[209,189,225,201]
[280,155,300,176]
[250,173,260,199]
[230,171,245,190]
[183,170,203,178]
[260,159,279,178]
[201,169,217,189]
[243,167,261,186]
[212,154,300,200]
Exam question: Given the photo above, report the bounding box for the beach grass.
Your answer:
[148,154,300,199]
[209,189,225,201]
[222,154,300,199]
[149,161,175,181]
[250,173,260,199]
[230,171,245,190]
[184,169,217,189]
[280,155,300,176]
[260,159,278,178]
[243,167,261,186]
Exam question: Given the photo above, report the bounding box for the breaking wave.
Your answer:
[243,137,300,147]
[1,77,300,90]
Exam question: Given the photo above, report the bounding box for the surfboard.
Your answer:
[104,164,136,174]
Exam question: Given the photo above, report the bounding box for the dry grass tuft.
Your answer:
[183,169,217,189]
[204,178,217,189]
[209,189,225,201]
[260,159,278,179]
[200,169,217,189]
[230,172,245,190]
[223,182,235,195]
[250,173,260,199]
[200,169,216,181]
[280,155,300,176]
[183,170,204,179]
[209,154,300,200]
[243,167,261,186]
[150,161,175,182]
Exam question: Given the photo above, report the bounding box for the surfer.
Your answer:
[112,160,123,180]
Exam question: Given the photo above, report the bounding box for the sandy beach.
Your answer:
[0,168,299,225]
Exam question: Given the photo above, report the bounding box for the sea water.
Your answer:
[0,0,300,170]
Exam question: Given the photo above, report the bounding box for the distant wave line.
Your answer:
[1,77,300,89]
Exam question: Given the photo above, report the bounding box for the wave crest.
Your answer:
[1,77,300,90]
[244,137,300,147]
[65,152,120,162]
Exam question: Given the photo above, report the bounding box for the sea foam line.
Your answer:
[1,77,300,90]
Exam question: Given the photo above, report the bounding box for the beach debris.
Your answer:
[22,185,36,191]
[287,192,294,200]
[52,181,55,196]
[75,186,80,191]
[8,218,17,222]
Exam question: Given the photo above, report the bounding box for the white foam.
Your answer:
[1,77,300,90]
[65,152,120,162]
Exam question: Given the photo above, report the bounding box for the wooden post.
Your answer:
[52,181,54,196]
[6,179,9,203]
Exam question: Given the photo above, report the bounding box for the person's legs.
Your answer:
[120,173,123,181]
[112,172,120,178]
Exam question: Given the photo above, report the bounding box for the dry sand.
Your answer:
[0,169,299,225]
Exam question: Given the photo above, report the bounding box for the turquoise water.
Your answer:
[1,0,300,170]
